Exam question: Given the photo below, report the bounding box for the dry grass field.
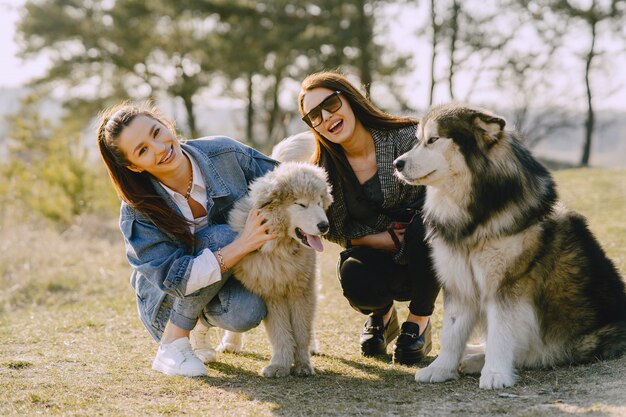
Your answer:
[1,168,625,417]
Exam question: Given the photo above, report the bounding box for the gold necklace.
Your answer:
[183,169,193,200]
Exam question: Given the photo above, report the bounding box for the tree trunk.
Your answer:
[181,92,197,139]
[447,0,460,100]
[246,72,254,146]
[428,0,437,106]
[266,66,284,142]
[580,20,596,167]
[356,0,373,96]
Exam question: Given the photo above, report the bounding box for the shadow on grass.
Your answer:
[193,351,626,416]
[196,352,454,416]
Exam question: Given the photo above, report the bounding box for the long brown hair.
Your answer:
[96,102,194,248]
[298,71,417,180]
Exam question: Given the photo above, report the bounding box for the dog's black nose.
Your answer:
[317,221,329,234]
[394,158,405,172]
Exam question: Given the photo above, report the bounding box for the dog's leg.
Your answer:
[216,331,244,353]
[261,299,295,378]
[309,332,320,355]
[459,343,485,375]
[190,322,218,363]
[289,293,316,376]
[478,301,527,389]
[416,291,478,383]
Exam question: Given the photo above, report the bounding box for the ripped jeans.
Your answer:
[153,278,266,341]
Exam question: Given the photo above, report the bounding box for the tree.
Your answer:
[427,0,440,105]
[177,0,411,147]
[17,0,412,148]
[516,0,626,166]
[17,0,221,136]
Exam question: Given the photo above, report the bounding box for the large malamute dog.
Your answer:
[393,103,626,389]
[222,161,332,377]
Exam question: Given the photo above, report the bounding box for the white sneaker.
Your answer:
[190,323,217,363]
[151,337,207,377]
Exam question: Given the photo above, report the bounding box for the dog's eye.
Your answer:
[427,136,439,145]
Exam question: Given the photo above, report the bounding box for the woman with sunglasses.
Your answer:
[97,102,277,377]
[298,71,440,365]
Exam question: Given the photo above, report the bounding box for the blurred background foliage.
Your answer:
[2,0,626,225]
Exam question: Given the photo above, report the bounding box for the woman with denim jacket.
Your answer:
[298,71,441,365]
[97,103,277,377]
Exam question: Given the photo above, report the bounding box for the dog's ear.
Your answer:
[249,175,278,209]
[252,178,291,211]
[255,185,279,210]
[472,111,506,147]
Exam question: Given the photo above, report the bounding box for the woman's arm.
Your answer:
[121,211,195,298]
[238,141,278,182]
[185,209,275,294]
[121,205,276,298]
[350,228,405,252]
[215,208,275,271]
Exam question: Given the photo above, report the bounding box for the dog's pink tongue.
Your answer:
[305,234,324,252]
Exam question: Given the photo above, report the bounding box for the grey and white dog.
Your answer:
[394,103,626,389]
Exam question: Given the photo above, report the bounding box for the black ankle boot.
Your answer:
[393,320,432,365]
[360,308,400,356]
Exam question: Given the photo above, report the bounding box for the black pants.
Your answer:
[338,216,440,317]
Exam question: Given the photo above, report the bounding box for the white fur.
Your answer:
[220,161,332,377]
[270,131,316,163]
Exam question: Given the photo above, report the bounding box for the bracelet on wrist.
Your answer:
[216,247,229,272]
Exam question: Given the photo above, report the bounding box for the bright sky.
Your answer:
[0,1,49,88]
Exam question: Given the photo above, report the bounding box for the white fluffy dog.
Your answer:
[219,161,333,377]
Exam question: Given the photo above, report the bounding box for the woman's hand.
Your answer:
[216,208,277,272]
[237,208,277,253]
[350,227,405,252]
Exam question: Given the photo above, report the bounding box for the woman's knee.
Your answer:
[339,261,375,306]
[226,293,267,332]
[203,280,267,332]
[338,248,388,293]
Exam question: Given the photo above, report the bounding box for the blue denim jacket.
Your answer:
[119,136,276,339]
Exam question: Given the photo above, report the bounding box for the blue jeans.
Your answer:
[156,278,266,339]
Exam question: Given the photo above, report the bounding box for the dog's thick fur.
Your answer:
[223,161,332,377]
[270,131,316,163]
[394,103,626,389]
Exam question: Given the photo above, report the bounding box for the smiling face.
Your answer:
[116,115,186,180]
[285,194,330,252]
[301,87,358,146]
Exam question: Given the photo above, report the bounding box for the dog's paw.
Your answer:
[309,339,320,356]
[291,363,315,377]
[479,370,516,389]
[260,364,291,378]
[415,365,459,383]
[459,353,485,375]
[194,347,217,364]
[216,331,243,353]
[216,341,242,353]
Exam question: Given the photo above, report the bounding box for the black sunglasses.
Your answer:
[302,91,343,128]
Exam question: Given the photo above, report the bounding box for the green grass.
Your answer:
[1,168,625,416]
